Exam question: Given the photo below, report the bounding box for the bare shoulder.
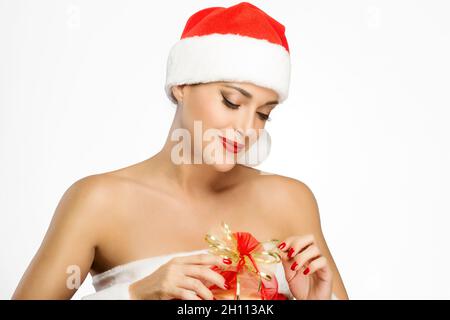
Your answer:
[63,174,116,203]
[11,173,130,299]
[56,172,132,233]
[61,174,120,213]
[239,166,317,205]
[234,166,350,299]
[237,166,320,232]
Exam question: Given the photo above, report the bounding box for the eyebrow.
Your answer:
[222,84,279,106]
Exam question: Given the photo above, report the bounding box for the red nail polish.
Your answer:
[288,248,294,258]
[223,258,232,265]
[210,265,221,273]
[303,267,310,275]
[224,283,230,290]
[277,242,286,250]
[290,261,298,271]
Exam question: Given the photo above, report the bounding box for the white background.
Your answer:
[1,0,449,299]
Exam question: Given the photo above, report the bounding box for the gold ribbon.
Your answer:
[204,221,282,300]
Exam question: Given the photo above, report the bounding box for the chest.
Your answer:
[91,186,291,274]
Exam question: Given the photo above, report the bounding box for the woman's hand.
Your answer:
[277,235,333,300]
[128,253,229,300]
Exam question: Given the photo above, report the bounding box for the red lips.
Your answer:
[220,136,244,154]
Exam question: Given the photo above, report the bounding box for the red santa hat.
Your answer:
[165,2,291,104]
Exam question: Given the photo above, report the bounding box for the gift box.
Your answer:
[204,221,289,300]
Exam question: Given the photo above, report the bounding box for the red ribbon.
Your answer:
[208,231,288,300]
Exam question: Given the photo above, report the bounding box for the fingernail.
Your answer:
[224,283,230,290]
[210,265,220,272]
[223,258,232,265]
[290,261,298,271]
[287,247,294,258]
[303,267,310,275]
[277,242,286,250]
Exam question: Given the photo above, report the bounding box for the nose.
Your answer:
[235,110,261,142]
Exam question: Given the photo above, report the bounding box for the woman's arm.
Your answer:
[12,176,107,299]
[283,178,349,300]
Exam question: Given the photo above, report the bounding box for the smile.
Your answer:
[220,136,244,154]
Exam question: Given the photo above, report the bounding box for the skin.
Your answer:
[11,81,349,300]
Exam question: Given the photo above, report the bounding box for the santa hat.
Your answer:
[165,2,291,104]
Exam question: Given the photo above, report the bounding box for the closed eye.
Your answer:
[257,112,271,122]
[221,92,272,122]
[221,95,240,109]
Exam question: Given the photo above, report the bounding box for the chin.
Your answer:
[202,148,238,172]
[211,162,236,172]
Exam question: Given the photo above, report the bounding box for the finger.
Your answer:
[285,234,315,260]
[305,256,332,279]
[184,265,228,290]
[276,236,297,252]
[171,253,229,267]
[172,288,202,300]
[289,244,321,271]
[179,277,215,300]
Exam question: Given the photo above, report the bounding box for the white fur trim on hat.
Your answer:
[165,33,291,104]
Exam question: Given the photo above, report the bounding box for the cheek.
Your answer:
[244,126,266,151]
[192,101,231,129]
[180,100,231,148]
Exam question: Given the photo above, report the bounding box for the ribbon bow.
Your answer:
[204,221,285,300]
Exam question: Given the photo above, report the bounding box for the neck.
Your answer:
[148,109,241,197]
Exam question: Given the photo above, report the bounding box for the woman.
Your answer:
[12,2,348,300]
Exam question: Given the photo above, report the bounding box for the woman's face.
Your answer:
[171,81,279,172]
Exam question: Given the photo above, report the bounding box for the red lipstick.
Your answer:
[220,136,244,154]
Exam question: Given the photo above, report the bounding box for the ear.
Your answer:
[171,85,186,104]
